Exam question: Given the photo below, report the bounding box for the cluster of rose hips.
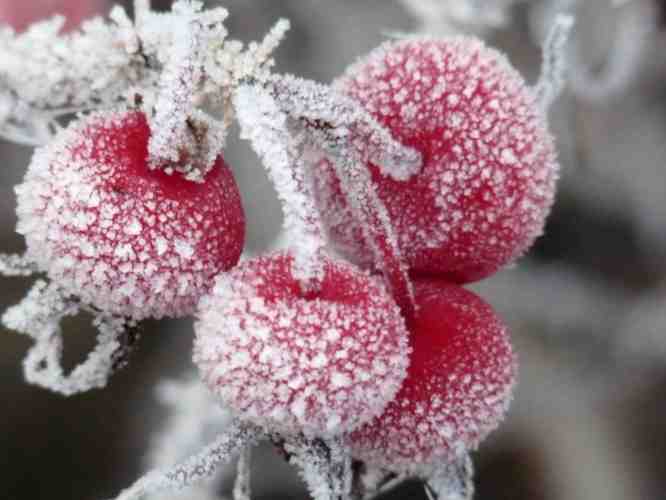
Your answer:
[14,34,557,480]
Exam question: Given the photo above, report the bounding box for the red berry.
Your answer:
[0,0,104,32]
[193,252,410,437]
[15,111,245,319]
[350,279,516,473]
[315,37,558,283]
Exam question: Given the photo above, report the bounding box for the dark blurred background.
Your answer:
[2,1,666,499]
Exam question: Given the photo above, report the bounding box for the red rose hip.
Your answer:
[15,110,245,319]
[193,252,410,437]
[315,36,558,283]
[350,279,516,473]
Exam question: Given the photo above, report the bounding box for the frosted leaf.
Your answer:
[285,437,352,500]
[268,74,422,182]
[232,447,252,500]
[424,453,474,500]
[534,14,575,110]
[112,420,261,500]
[0,253,38,276]
[2,280,139,396]
[234,83,325,290]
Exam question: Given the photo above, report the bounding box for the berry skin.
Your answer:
[0,0,104,32]
[315,37,558,283]
[15,111,245,320]
[350,279,516,474]
[193,252,410,437]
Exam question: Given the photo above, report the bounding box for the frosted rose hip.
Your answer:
[315,37,558,283]
[350,279,516,473]
[193,252,410,437]
[16,111,245,319]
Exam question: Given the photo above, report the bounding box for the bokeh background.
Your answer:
[2,1,666,499]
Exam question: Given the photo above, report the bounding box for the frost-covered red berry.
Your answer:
[15,111,245,320]
[350,279,516,473]
[315,37,558,283]
[193,252,410,437]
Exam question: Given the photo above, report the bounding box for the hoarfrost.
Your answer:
[0,252,38,276]
[424,453,474,500]
[232,447,252,500]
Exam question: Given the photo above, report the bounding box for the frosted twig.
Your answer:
[0,253,38,276]
[233,447,252,500]
[534,14,575,110]
[147,1,205,173]
[286,437,353,500]
[423,453,474,500]
[568,0,654,102]
[268,74,422,182]
[361,473,407,500]
[113,421,262,500]
[2,280,139,396]
[234,83,325,291]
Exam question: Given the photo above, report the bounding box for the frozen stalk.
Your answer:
[233,447,252,500]
[534,14,575,111]
[1,281,139,396]
[147,1,206,176]
[113,420,261,500]
[286,437,353,500]
[268,75,422,182]
[424,453,474,500]
[265,74,418,317]
[234,83,326,291]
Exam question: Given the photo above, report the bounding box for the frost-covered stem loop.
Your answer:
[234,83,326,292]
[534,14,575,111]
[285,436,353,500]
[1,281,139,396]
[112,420,261,500]
[422,453,474,500]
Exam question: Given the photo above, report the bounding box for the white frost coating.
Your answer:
[148,1,204,173]
[285,437,352,500]
[2,280,137,396]
[112,420,261,500]
[424,453,474,500]
[0,253,38,276]
[234,84,325,290]
[268,74,422,182]
[534,14,575,111]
